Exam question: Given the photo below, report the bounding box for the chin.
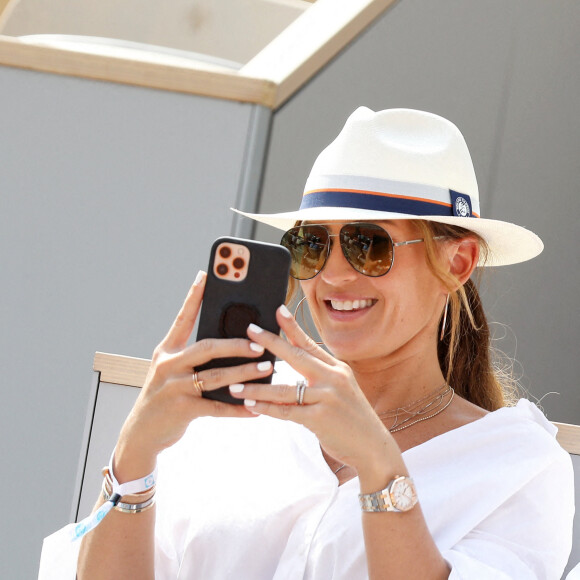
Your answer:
[319,332,371,362]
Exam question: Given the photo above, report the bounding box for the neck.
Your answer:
[345,342,446,412]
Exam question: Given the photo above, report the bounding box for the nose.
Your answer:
[319,239,359,284]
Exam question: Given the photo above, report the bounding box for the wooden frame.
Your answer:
[241,0,398,108]
[0,37,278,106]
[0,0,397,109]
[93,352,580,455]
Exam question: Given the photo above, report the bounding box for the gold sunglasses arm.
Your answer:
[393,235,446,247]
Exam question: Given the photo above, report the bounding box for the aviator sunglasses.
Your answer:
[280,222,432,280]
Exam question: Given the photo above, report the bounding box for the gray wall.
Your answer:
[256,0,580,425]
[0,66,269,579]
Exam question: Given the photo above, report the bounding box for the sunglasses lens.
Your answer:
[339,223,394,277]
[281,225,329,280]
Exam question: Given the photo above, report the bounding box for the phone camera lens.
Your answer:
[219,246,232,258]
[217,263,228,276]
[233,257,245,270]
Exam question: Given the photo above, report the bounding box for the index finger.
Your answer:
[277,305,337,367]
[246,323,333,380]
[161,271,206,351]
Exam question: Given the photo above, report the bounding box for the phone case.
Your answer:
[197,236,291,405]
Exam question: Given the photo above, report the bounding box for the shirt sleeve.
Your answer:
[442,448,575,579]
[38,524,81,580]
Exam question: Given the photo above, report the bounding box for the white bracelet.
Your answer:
[107,449,158,496]
[70,450,158,542]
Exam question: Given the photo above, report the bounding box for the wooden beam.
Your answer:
[0,36,277,106]
[554,422,580,456]
[93,352,150,388]
[241,0,398,109]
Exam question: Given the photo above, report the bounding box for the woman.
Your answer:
[41,107,574,579]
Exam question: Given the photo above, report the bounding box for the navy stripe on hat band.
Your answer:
[300,190,479,218]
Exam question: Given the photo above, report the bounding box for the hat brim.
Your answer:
[232,207,543,267]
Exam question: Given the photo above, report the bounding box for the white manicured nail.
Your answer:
[257,361,272,372]
[245,399,256,407]
[193,270,205,285]
[229,384,244,393]
[248,323,263,334]
[279,304,292,318]
[250,342,264,353]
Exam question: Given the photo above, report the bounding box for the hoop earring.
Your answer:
[293,295,324,346]
[293,295,308,319]
[440,294,450,341]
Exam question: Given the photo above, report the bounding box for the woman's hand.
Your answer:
[229,305,406,486]
[113,271,272,483]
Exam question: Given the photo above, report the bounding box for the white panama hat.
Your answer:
[234,107,543,267]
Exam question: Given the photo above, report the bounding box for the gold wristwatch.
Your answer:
[359,475,418,512]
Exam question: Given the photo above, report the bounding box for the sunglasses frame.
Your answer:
[281,222,434,280]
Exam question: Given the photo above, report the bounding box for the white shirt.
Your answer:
[40,364,575,579]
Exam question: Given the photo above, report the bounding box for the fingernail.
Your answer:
[257,361,272,372]
[245,399,256,407]
[248,323,263,334]
[194,270,205,286]
[279,304,292,318]
[229,384,244,393]
[249,342,264,353]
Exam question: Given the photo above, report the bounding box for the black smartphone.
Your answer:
[196,236,291,405]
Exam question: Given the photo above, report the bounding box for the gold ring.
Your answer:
[192,371,205,395]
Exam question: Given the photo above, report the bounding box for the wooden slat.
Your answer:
[0,36,277,106]
[554,422,580,456]
[93,352,151,388]
[241,0,398,109]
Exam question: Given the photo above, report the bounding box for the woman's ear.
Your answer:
[447,237,479,287]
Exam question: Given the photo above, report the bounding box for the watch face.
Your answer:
[391,477,417,511]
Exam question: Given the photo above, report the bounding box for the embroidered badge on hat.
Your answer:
[451,191,473,218]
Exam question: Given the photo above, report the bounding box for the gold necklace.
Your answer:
[378,383,454,432]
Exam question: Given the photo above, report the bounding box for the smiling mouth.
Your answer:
[327,298,376,312]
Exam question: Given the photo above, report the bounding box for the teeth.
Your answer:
[330,299,373,311]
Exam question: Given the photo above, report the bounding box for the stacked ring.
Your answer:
[296,379,307,405]
[192,371,205,395]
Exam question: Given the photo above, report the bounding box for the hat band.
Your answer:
[301,175,480,218]
[300,190,480,218]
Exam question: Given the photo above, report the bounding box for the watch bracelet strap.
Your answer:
[359,489,396,512]
[359,475,416,513]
